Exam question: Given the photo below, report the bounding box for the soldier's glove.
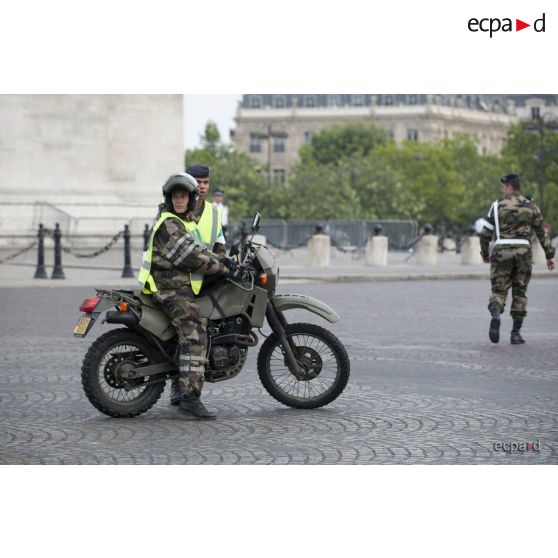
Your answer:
[219,257,236,270]
[226,267,242,280]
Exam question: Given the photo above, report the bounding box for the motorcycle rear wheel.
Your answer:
[257,322,350,409]
[81,328,165,418]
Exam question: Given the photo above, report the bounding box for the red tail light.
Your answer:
[79,296,101,313]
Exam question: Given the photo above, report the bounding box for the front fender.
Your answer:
[272,293,339,324]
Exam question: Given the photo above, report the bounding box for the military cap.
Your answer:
[500,173,520,184]
[213,190,224,196]
[186,164,210,178]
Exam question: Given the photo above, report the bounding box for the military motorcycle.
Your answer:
[74,213,350,417]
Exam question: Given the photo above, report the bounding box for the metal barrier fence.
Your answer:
[0,219,420,279]
[228,219,418,251]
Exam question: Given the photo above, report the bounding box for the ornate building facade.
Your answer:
[232,94,558,185]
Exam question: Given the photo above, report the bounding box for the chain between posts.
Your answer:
[0,241,38,264]
[61,230,124,258]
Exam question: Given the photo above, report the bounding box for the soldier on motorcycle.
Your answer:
[137,173,238,419]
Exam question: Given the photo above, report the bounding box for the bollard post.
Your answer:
[121,224,134,278]
[308,224,331,267]
[416,224,438,266]
[366,224,388,267]
[33,223,48,279]
[51,223,65,279]
[143,223,150,251]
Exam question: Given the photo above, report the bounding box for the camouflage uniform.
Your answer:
[480,192,555,320]
[151,210,228,397]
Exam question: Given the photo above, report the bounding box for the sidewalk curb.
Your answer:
[3,271,556,288]
[280,271,557,283]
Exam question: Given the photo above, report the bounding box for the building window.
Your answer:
[273,169,286,185]
[305,96,316,107]
[384,95,393,106]
[250,134,261,153]
[329,95,340,107]
[274,95,285,108]
[352,94,364,106]
[409,95,417,105]
[250,96,262,109]
[386,129,394,140]
[531,106,541,120]
[407,129,419,141]
[304,131,313,144]
[273,136,285,153]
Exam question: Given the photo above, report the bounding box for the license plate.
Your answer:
[73,315,92,336]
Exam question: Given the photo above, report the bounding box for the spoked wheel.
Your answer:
[257,323,350,409]
[81,328,165,417]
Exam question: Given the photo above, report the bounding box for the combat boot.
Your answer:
[169,378,182,406]
[489,308,500,344]
[510,319,525,345]
[178,395,217,420]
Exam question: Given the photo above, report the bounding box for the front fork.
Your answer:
[265,303,302,375]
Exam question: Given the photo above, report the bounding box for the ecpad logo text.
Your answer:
[468,13,546,37]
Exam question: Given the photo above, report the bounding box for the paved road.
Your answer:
[1,280,557,464]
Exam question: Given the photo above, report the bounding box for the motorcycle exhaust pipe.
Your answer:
[105,310,141,333]
[212,332,259,347]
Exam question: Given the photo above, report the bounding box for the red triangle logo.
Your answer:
[516,19,530,31]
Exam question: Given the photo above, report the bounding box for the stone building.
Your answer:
[0,95,183,236]
[232,94,558,185]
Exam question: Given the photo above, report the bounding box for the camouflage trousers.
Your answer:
[488,246,532,319]
[153,288,208,397]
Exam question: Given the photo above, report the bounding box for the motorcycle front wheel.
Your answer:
[257,322,350,409]
[81,328,166,418]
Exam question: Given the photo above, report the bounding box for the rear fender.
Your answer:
[73,296,118,338]
[272,294,339,324]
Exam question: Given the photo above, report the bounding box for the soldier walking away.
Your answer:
[137,173,238,418]
[480,174,555,344]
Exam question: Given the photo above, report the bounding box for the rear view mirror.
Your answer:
[252,212,261,233]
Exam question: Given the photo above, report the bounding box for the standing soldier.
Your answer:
[186,164,227,255]
[138,173,237,418]
[480,174,555,344]
[211,189,229,236]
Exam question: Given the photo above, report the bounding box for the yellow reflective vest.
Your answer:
[138,212,206,295]
[197,200,223,248]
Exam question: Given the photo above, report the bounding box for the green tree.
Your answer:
[201,121,221,151]
[281,163,359,220]
[440,135,503,230]
[300,123,391,166]
[367,140,465,230]
[185,122,273,219]
[502,122,558,230]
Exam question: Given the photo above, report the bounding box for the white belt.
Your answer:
[494,239,530,246]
